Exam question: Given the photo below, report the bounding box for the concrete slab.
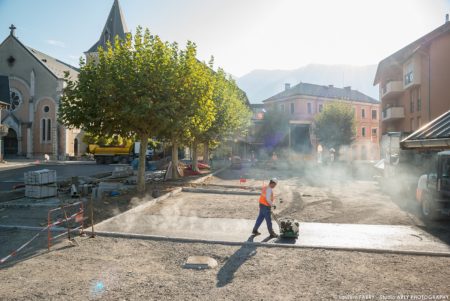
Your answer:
[183,256,218,269]
[181,187,260,196]
[96,212,450,255]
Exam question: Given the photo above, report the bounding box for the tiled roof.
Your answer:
[250,104,264,108]
[26,47,79,80]
[263,82,378,104]
[400,110,450,149]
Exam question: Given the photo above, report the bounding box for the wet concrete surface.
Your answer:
[96,211,450,255]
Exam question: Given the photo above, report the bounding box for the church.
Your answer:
[0,0,128,159]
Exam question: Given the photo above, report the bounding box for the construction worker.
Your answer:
[252,178,279,238]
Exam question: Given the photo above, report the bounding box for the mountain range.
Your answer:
[235,64,379,103]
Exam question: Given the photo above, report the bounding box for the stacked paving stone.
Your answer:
[24,169,57,199]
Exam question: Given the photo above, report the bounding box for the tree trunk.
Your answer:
[137,133,149,194]
[171,138,179,180]
[192,139,198,172]
[203,142,210,165]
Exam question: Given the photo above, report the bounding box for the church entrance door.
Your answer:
[4,128,18,156]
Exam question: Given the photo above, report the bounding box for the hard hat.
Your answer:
[270,178,278,184]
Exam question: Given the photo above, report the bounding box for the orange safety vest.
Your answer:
[259,186,274,206]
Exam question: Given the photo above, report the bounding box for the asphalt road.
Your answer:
[0,163,116,191]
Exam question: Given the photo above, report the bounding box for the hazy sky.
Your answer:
[0,0,449,77]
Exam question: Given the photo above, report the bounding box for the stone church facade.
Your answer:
[0,0,127,159]
[0,25,82,159]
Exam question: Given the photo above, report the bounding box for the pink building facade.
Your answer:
[263,83,380,161]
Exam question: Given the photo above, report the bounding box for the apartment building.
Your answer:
[374,15,450,138]
[262,82,380,161]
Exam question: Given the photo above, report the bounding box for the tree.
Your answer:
[157,42,217,178]
[313,101,355,154]
[183,55,216,173]
[255,108,290,155]
[82,132,130,147]
[60,27,177,193]
[197,67,251,166]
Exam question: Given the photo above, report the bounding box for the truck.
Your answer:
[416,151,450,220]
[89,142,153,164]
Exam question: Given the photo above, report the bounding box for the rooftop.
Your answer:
[26,47,79,80]
[263,82,379,104]
[374,20,450,85]
[86,0,129,53]
[400,110,450,150]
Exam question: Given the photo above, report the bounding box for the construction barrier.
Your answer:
[0,210,81,265]
[1,199,93,265]
[47,201,85,250]
[0,227,48,264]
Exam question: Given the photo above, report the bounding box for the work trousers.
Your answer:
[253,204,273,233]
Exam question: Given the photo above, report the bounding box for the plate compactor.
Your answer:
[271,209,300,239]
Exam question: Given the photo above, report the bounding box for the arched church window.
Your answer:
[41,118,52,142]
[42,119,46,141]
[9,88,22,111]
[47,119,51,141]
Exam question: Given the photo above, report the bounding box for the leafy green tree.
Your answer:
[255,108,290,153]
[60,27,178,193]
[313,101,355,154]
[82,132,131,147]
[157,42,217,178]
[197,67,251,166]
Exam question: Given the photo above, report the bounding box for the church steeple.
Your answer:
[85,0,128,55]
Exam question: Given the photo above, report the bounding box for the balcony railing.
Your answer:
[382,106,405,121]
[381,81,403,100]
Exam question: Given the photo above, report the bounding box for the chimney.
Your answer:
[328,84,334,88]
[446,13,449,23]
[344,86,351,91]
[285,83,291,91]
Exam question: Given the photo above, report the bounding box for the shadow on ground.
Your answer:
[216,236,257,287]
[0,228,79,269]
[382,186,450,246]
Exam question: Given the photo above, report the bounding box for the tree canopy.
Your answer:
[313,101,356,151]
[60,26,251,191]
[255,108,290,153]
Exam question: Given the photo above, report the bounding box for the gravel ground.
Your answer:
[2,164,450,300]
[1,236,450,301]
[145,166,414,226]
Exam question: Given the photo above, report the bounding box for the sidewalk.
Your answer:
[95,212,450,256]
[0,159,35,171]
[0,159,95,171]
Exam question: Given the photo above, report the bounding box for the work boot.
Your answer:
[252,230,261,236]
[269,232,279,238]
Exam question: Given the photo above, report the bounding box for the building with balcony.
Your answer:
[374,15,450,137]
[262,82,380,161]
